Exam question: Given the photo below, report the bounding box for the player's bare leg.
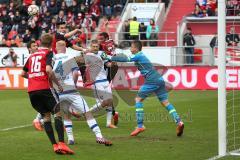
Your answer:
[131,97,146,136]
[161,100,184,137]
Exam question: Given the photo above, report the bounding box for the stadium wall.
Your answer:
[1,66,240,90]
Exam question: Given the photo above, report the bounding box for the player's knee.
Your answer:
[135,97,143,103]
[55,111,62,117]
[43,112,51,122]
[84,111,94,120]
[102,98,113,107]
[165,82,173,92]
[161,100,169,107]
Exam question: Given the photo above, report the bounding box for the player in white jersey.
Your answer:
[53,41,112,146]
[83,39,117,128]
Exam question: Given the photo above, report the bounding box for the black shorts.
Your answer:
[29,89,60,115]
[106,64,118,82]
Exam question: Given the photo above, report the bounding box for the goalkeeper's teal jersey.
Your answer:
[112,51,162,83]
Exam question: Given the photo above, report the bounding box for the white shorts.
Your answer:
[59,91,89,115]
[92,80,113,103]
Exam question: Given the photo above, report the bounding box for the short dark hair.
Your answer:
[57,21,66,28]
[27,40,36,49]
[91,39,99,44]
[41,33,53,48]
[133,17,137,21]
[99,32,109,40]
[132,40,142,51]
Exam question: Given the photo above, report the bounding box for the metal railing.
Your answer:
[172,46,214,66]
[87,31,175,47]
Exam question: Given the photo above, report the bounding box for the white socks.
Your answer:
[64,120,74,141]
[106,107,113,126]
[87,118,103,138]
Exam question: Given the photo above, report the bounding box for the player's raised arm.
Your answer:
[64,28,81,39]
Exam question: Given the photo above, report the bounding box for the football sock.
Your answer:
[106,107,113,126]
[165,104,181,124]
[36,113,42,120]
[54,116,64,142]
[64,120,74,141]
[135,102,144,128]
[43,121,57,144]
[87,118,103,138]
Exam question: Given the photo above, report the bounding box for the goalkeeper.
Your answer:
[111,40,184,137]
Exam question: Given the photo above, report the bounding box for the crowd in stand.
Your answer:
[191,0,240,17]
[0,0,126,47]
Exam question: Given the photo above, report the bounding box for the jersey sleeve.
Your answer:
[111,53,131,62]
[46,52,54,67]
[129,54,140,62]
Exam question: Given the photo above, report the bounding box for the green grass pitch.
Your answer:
[0,90,237,160]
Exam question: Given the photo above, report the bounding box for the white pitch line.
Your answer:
[207,154,228,160]
[0,124,32,131]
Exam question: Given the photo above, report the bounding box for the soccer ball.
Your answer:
[28,5,39,16]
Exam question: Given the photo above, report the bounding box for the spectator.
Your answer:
[60,1,67,12]
[22,29,32,43]
[101,0,114,18]
[226,27,240,46]
[39,1,48,15]
[123,19,130,40]
[2,48,17,67]
[57,10,66,24]
[82,13,93,32]
[192,3,205,17]
[90,1,101,26]
[48,0,58,15]
[206,0,217,16]
[50,17,57,33]
[42,11,52,25]
[162,0,170,8]
[129,16,139,40]
[183,27,196,64]
[65,0,73,7]
[210,33,218,55]
[146,19,159,46]
[139,22,147,46]
[14,11,22,28]
[210,33,218,50]
[18,2,28,18]
[113,0,124,16]
[74,12,84,28]
[8,2,15,13]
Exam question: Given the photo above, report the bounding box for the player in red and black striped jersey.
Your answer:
[98,32,119,127]
[52,22,87,82]
[98,32,119,82]
[21,33,74,155]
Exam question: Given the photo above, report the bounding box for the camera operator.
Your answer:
[2,48,17,67]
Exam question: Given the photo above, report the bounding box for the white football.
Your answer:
[28,5,39,16]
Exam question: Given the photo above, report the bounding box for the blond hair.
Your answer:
[56,40,66,54]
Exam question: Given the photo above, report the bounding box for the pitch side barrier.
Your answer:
[1,66,240,90]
